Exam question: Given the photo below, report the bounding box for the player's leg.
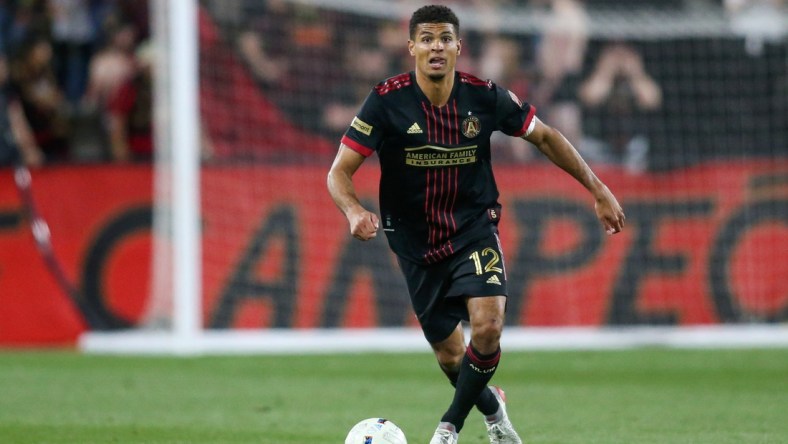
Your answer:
[430,323,500,415]
[396,252,512,443]
[429,317,501,444]
[437,295,506,432]
[438,296,522,444]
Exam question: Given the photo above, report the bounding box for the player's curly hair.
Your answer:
[409,5,460,39]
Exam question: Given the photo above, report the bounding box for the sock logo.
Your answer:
[469,363,497,374]
[466,345,501,375]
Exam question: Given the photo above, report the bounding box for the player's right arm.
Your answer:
[327,144,379,241]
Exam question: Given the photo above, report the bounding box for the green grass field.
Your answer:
[1,348,786,443]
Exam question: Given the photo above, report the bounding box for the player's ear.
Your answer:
[408,40,415,56]
[457,38,462,55]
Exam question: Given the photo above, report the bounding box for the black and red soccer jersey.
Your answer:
[341,71,535,265]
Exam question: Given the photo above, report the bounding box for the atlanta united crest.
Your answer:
[462,115,481,138]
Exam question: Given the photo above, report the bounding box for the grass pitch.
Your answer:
[0,348,786,443]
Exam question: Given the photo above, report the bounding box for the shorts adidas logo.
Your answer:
[486,275,502,285]
[407,122,423,134]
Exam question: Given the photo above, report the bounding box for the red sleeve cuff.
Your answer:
[340,135,374,157]
[512,105,536,137]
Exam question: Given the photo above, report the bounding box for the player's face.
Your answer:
[408,23,461,81]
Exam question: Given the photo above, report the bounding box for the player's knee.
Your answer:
[437,354,462,373]
[434,344,465,370]
[470,319,503,353]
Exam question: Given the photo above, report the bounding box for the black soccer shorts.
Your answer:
[396,230,508,344]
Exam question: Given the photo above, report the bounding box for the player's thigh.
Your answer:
[397,256,465,343]
[467,295,506,320]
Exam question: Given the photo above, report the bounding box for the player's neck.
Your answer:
[415,70,455,107]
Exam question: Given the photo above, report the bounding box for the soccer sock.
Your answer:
[441,365,499,416]
[440,343,501,432]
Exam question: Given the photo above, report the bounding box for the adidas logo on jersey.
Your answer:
[407,122,423,134]
[486,275,502,285]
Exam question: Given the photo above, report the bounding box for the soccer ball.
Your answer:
[344,418,407,444]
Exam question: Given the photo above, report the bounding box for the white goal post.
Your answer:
[81,0,202,354]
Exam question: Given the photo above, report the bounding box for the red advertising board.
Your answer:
[1,161,786,345]
[0,165,153,345]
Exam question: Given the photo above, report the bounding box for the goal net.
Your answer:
[81,0,788,354]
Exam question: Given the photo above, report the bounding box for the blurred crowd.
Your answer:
[0,0,150,166]
[207,0,787,172]
[2,0,786,172]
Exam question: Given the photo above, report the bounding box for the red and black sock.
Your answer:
[440,343,501,432]
[441,364,499,416]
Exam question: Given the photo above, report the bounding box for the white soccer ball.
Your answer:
[344,418,407,444]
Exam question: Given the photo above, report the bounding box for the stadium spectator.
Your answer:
[376,19,413,75]
[320,15,404,139]
[199,5,334,162]
[2,0,50,53]
[71,21,138,161]
[0,52,44,167]
[578,41,662,173]
[49,0,100,107]
[480,35,537,163]
[531,0,589,150]
[277,5,346,136]
[9,34,71,163]
[237,1,352,138]
[321,41,388,138]
[0,2,9,54]
[83,22,137,120]
[106,40,152,162]
[235,0,290,88]
[110,0,149,42]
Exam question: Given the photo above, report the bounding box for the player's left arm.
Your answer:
[523,117,625,234]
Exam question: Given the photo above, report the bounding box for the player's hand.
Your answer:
[594,187,625,235]
[347,207,379,241]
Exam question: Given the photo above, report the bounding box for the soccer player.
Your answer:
[327,5,625,444]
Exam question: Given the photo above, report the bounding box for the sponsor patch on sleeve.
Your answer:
[351,116,373,136]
